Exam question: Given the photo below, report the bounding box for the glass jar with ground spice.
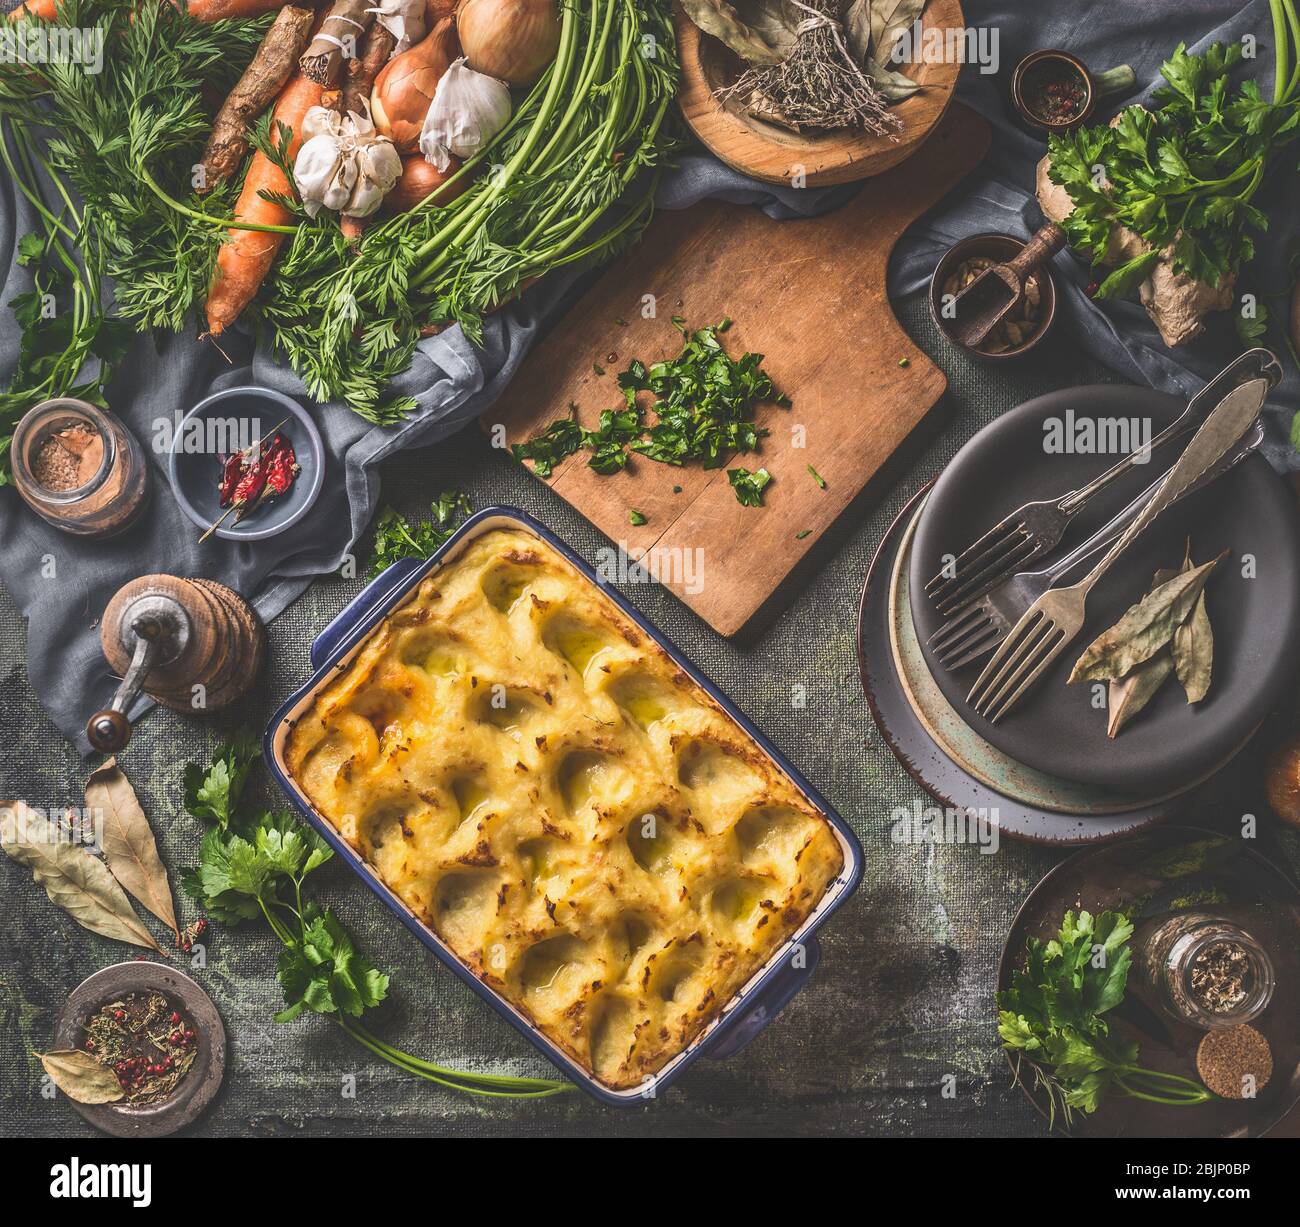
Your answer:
[1134,912,1275,1030]
[10,398,150,538]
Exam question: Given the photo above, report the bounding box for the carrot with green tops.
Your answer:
[204,67,321,335]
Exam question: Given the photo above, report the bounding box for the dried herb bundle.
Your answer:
[717,0,899,134]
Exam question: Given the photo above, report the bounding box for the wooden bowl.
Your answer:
[674,0,965,186]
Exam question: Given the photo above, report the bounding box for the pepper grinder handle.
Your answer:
[86,609,177,753]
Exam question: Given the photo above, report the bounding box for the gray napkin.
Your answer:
[0,0,1295,751]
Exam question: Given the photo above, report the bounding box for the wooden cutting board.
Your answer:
[486,102,990,637]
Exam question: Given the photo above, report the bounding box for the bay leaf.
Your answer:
[844,0,872,61]
[1107,649,1175,737]
[1172,542,1214,703]
[86,759,179,941]
[0,801,163,952]
[36,1049,124,1104]
[679,0,798,67]
[875,0,928,67]
[1069,551,1227,684]
[863,56,922,101]
[1106,562,1181,736]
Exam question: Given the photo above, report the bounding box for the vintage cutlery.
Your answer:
[924,348,1280,614]
[948,221,1066,349]
[929,419,1265,670]
[966,377,1270,723]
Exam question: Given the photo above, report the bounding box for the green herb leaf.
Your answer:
[806,463,826,489]
[183,730,261,828]
[628,509,647,526]
[275,907,389,1023]
[367,493,471,578]
[729,466,772,506]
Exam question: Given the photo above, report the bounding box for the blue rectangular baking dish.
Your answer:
[265,506,864,1106]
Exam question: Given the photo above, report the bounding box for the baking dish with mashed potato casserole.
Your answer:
[267,509,862,1103]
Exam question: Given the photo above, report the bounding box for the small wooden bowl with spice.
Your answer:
[49,962,226,1138]
[1011,49,1136,134]
[929,233,1057,360]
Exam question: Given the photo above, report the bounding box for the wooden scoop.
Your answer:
[950,222,1066,349]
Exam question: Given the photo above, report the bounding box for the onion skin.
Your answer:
[385,153,471,211]
[371,16,461,154]
[457,0,560,86]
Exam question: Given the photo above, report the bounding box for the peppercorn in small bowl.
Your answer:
[167,385,324,543]
[51,963,225,1138]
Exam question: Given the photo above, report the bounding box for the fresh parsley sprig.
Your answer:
[1048,3,1300,298]
[367,492,471,578]
[997,909,1213,1126]
[182,734,571,1098]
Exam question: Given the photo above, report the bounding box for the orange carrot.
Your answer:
[9,0,292,20]
[8,0,59,20]
[204,69,322,336]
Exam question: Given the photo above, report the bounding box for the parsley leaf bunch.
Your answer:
[1048,2,1300,298]
[182,734,571,1098]
[367,491,471,578]
[997,910,1213,1125]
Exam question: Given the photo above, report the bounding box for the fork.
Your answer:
[924,349,1281,614]
[929,419,1265,670]
[966,378,1269,724]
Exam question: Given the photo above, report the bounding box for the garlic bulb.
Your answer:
[418,56,511,172]
[366,0,427,56]
[294,106,403,219]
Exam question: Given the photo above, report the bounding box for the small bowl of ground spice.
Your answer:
[49,963,225,1138]
[930,234,1058,360]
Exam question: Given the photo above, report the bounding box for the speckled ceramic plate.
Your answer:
[859,485,1215,846]
[998,826,1300,1137]
[52,962,226,1138]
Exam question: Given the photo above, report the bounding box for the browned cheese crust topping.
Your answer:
[285,528,843,1087]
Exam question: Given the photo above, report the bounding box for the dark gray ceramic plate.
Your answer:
[998,826,1300,1137]
[910,387,1300,793]
[859,485,1175,846]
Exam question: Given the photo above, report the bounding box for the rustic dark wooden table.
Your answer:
[3,299,1296,1137]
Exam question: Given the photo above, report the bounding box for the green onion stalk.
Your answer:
[257,0,681,422]
[256,891,573,1100]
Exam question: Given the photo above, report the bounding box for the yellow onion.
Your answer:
[456,0,560,86]
[371,17,461,154]
[385,153,472,211]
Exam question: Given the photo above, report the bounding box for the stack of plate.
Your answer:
[859,386,1300,845]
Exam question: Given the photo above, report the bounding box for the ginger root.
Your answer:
[1036,142,1234,349]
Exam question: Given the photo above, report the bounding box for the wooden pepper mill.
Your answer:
[86,574,267,753]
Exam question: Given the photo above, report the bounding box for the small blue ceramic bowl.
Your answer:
[167,386,324,541]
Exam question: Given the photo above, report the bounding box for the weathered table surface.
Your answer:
[3,298,1297,1137]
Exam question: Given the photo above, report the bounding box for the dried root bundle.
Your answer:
[717,0,899,135]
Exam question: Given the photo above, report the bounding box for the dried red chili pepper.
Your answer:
[217,451,244,507]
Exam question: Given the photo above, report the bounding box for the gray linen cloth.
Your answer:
[0,0,1295,750]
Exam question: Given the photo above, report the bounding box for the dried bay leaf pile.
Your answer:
[1,761,178,951]
[681,0,929,133]
[1069,542,1225,737]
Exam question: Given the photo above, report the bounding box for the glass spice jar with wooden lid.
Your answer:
[10,398,150,538]
[1134,912,1276,1030]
